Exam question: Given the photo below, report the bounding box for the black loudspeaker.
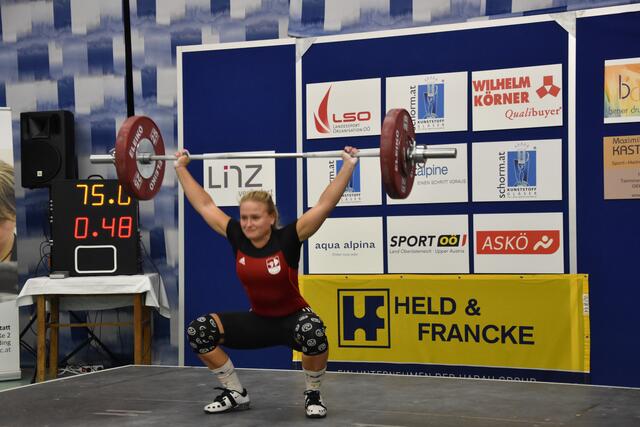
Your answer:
[20,110,77,188]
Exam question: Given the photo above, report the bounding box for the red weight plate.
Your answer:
[114,116,166,200]
[379,109,415,199]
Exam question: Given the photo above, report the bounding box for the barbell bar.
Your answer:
[89,109,457,201]
[90,146,456,163]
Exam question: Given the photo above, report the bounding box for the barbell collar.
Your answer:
[410,146,457,161]
[90,154,117,164]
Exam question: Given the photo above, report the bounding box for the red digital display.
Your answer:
[73,216,134,239]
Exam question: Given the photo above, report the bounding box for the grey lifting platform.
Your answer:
[0,365,639,426]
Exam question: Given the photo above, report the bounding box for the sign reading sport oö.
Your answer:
[306,79,381,139]
[387,214,469,273]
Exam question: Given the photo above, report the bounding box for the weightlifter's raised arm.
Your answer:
[174,149,230,236]
[296,146,359,241]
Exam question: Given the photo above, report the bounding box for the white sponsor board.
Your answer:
[387,215,469,273]
[306,78,381,139]
[473,212,564,273]
[203,152,276,207]
[386,72,468,133]
[472,64,563,131]
[0,108,14,165]
[308,217,383,274]
[472,139,562,202]
[0,108,19,381]
[604,57,640,124]
[387,143,468,204]
[306,149,381,207]
[0,299,20,380]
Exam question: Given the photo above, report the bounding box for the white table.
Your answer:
[17,273,170,382]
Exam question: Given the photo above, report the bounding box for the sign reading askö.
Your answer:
[473,212,564,273]
[296,275,590,374]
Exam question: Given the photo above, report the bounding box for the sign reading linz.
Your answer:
[337,289,390,348]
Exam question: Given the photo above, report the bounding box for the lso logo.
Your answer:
[314,86,372,134]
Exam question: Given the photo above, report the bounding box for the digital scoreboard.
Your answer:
[51,180,140,276]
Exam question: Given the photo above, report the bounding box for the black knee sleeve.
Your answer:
[187,315,220,354]
[294,313,328,356]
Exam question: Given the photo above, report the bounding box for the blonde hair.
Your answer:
[0,160,15,222]
[239,190,279,227]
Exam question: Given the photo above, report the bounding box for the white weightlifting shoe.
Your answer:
[304,390,327,418]
[204,387,250,413]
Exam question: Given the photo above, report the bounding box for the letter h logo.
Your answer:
[338,289,390,348]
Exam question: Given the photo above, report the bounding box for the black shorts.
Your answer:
[217,308,317,353]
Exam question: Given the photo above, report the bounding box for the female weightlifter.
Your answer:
[175,146,359,418]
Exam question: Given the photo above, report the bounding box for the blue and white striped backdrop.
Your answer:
[288,0,638,35]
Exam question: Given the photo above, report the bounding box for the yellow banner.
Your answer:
[296,275,590,373]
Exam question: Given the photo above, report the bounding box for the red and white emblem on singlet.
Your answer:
[266,255,281,275]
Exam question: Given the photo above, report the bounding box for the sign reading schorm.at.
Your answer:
[385,72,468,133]
[306,150,382,207]
[472,139,562,202]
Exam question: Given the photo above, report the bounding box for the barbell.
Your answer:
[89,108,457,200]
